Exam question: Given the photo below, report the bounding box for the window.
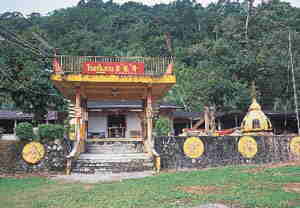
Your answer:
[253,119,260,129]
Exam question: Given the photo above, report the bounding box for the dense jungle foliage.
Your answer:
[0,0,300,122]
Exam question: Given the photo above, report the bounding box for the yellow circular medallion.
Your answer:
[238,136,258,158]
[290,136,300,156]
[183,137,205,158]
[22,142,45,164]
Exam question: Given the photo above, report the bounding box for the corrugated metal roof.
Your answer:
[172,111,203,119]
[0,111,57,120]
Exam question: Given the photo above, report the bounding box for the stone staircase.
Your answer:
[72,142,153,174]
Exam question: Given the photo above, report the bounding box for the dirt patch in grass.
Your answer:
[287,199,300,207]
[283,183,300,193]
[244,161,300,174]
[83,184,94,191]
[178,185,226,195]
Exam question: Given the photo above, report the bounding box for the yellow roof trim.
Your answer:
[51,74,176,84]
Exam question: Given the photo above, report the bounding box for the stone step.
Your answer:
[72,168,113,174]
[86,145,135,148]
[79,153,150,161]
[86,143,139,146]
[72,163,153,174]
[86,145,138,149]
[74,161,153,168]
[72,152,153,174]
[85,143,143,154]
[80,153,150,157]
[86,149,141,154]
[86,143,138,146]
[86,146,139,150]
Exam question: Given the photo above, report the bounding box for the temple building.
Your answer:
[51,55,176,174]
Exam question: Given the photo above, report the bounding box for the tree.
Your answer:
[1,0,300,117]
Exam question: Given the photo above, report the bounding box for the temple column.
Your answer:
[81,99,88,152]
[14,120,17,134]
[142,87,154,154]
[138,111,146,140]
[75,87,84,153]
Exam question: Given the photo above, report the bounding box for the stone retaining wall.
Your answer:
[0,140,21,173]
[154,136,300,170]
[0,140,69,173]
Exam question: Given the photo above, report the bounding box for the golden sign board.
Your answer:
[183,137,205,158]
[22,142,45,164]
[238,136,258,158]
[290,136,300,156]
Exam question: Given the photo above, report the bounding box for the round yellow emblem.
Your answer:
[22,142,46,164]
[238,136,258,158]
[183,137,205,158]
[290,136,300,156]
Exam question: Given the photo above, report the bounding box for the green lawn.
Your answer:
[1,165,300,208]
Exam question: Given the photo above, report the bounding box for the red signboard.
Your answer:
[82,62,145,75]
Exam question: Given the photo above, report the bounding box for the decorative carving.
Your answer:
[290,136,300,156]
[22,142,45,164]
[183,137,205,159]
[238,136,258,158]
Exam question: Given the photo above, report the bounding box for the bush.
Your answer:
[15,122,34,142]
[38,124,65,142]
[154,116,172,136]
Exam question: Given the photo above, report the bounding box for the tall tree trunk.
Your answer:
[289,30,300,134]
[245,0,254,41]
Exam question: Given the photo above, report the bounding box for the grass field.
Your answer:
[1,164,300,208]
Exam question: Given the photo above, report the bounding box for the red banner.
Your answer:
[82,62,145,75]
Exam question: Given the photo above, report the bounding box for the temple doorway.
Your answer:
[107,114,126,138]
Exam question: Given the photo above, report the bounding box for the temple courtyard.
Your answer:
[1,162,300,208]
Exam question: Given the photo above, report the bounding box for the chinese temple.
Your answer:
[51,56,176,174]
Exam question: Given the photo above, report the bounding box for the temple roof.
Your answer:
[87,100,181,110]
[172,111,203,120]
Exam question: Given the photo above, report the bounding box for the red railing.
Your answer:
[53,55,174,76]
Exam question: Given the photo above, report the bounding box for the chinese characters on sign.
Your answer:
[82,62,145,75]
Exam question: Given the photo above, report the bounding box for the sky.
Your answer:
[0,0,299,16]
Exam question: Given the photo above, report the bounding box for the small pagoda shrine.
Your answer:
[241,83,273,135]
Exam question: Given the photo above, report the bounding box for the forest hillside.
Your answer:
[0,0,300,120]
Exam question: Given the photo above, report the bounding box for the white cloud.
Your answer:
[0,0,79,15]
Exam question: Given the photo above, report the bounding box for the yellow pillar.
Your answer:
[146,87,153,147]
[75,87,83,153]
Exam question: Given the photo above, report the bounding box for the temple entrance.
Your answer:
[107,114,126,138]
[51,55,176,174]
